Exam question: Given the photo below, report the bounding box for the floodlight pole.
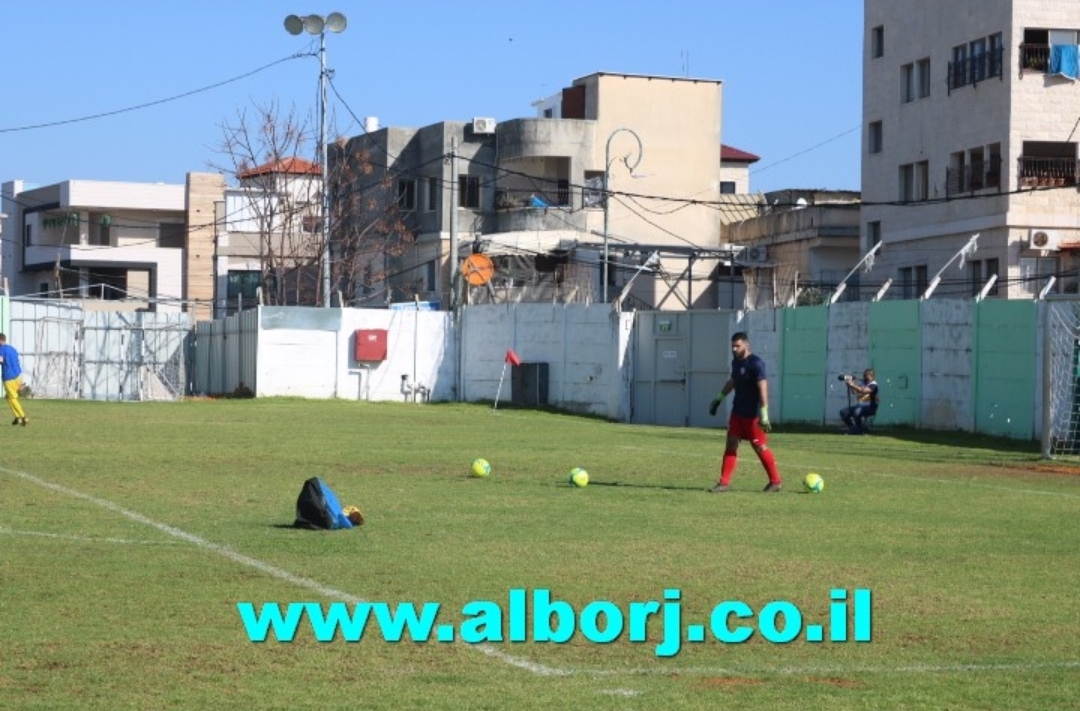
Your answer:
[318,29,331,306]
[285,12,347,307]
[603,128,643,303]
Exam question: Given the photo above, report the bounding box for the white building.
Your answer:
[1,179,187,312]
[862,0,1080,299]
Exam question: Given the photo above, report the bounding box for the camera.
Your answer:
[837,374,853,382]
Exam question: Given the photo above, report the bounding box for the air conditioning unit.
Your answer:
[472,117,497,134]
[1029,229,1061,251]
[742,246,769,264]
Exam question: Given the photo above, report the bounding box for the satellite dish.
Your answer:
[462,253,495,286]
[284,14,304,35]
[325,12,347,32]
[795,197,809,208]
[303,14,324,34]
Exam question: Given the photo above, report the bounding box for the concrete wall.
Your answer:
[460,303,632,420]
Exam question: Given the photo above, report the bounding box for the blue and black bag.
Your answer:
[294,477,354,530]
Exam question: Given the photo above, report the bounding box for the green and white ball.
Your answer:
[471,458,492,478]
[803,472,824,493]
[569,467,589,488]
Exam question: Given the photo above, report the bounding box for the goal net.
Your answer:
[1042,297,1080,459]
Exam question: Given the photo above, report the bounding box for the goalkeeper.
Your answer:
[707,332,783,493]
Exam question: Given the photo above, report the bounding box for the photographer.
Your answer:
[840,368,879,434]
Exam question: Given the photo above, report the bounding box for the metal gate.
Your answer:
[8,300,192,401]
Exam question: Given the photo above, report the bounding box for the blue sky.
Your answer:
[1,0,863,194]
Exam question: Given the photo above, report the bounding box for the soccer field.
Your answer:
[2,399,1078,710]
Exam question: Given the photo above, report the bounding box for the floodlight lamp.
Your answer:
[303,14,324,34]
[284,14,304,35]
[325,12,347,32]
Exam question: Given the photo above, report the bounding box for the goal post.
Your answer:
[1041,297,1080,459]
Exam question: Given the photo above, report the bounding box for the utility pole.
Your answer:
[449,137,459,310]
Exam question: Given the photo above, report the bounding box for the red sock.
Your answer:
[719,450,738,486]
[756,447,781,485]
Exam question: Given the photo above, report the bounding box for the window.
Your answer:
[970,258,1001,296]
[159,223,185,249]
[24,223,31,247]
[543,108,554,118]
[917,58,931,98]
[899,266,914,299]
[970,38,987,83]
[425,260,436,293]
[915,265,929,297]
[227,271,263,300]
[396,179,416,210]
[914,161,929,201]
[867,220,882,249]
[902,59,930,102]
[868,121,883,154]
[902,63,916,103]
[899,162,928,202]
[459,175,480,208]
[899,163,915,201]
[557,178,571,206]
[871,25,884,59]
[951,43,969,88]
[720,181,737,194]
[1020,256,1060,296]
[985,258,1000,296]
[583,171,605,207]
[987,143,1002,188]
[969,147,985,191]
[426,177,438,211]
[989,33,1004,77]
[969,260,984,296]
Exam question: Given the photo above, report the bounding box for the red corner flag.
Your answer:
[505,349,522,366]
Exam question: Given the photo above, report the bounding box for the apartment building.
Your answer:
[333,72,730,310]
[1,179,189,314]
[862,0,1080,300]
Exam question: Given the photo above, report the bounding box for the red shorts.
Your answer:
[728,414,768,445]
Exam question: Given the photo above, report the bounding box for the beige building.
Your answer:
[862,0,1080,299]
[722,190,862,308]
[334,72,733,310]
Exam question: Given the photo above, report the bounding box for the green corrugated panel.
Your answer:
[869,301,920,426]
[974,300,1036,439]
[780,305,828,424]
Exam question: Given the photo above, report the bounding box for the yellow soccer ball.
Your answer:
[803,472,825,493]
[569,467,589,488]
[471,458,492,477]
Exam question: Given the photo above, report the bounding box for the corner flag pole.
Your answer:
[494,349,521,410]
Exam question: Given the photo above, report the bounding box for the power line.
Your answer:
[0,53,311,134]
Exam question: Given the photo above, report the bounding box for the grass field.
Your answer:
[1,399,1078,710]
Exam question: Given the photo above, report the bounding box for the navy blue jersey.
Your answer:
[730,353,767,418]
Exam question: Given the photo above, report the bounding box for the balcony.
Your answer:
[946,161,1002,196]
[494,187,589,233]
[947,48,1004,93]
[1020,44,1051,74]
[1017,156,1078,188]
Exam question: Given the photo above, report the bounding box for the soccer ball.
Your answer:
[471,458,492,478]
[569,467,589,488]
[803,472,825,493]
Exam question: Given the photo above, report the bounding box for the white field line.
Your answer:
[581,660,1080,677]
[614,446,1080,500]
[0,526,182,546]
[5,465,1078,681]
[1,466,567,678]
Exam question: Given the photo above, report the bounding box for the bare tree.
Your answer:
[213,100,417,308]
